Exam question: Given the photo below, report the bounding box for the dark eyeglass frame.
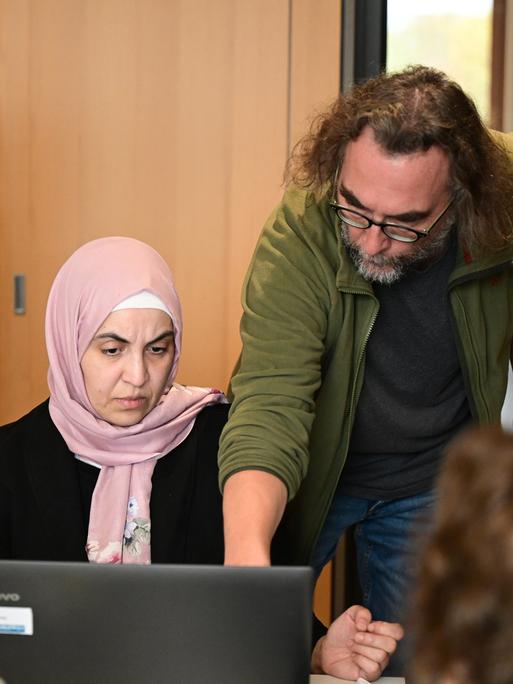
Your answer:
[329,174,454,243]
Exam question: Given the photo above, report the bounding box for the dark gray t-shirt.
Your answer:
[338,237,472,500]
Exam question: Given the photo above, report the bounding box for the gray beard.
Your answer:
[340,223,454,285]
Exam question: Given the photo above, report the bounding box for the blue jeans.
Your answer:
[311,489,436,676]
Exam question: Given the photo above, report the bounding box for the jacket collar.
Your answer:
[449,239,513,284]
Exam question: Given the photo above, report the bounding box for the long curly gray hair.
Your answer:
[287,65,513,254]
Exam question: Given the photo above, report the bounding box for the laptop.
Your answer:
[0,561,313,684]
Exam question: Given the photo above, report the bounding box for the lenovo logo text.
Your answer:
[0,593,20,602]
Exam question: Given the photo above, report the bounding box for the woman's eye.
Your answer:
[101,347,121,356]
[148,345,167,354]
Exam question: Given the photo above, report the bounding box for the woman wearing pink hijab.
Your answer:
[0,236,403,680]
[0,236,227,564]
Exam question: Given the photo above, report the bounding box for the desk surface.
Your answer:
[310,677,405,683]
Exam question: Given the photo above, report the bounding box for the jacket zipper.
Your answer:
[345,295,379,429]
[313,290,378,552]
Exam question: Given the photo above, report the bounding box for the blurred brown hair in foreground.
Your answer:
[410,425,513,684]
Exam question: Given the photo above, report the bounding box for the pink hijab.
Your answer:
[46,237,225,564]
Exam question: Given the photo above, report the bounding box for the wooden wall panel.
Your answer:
[0,0,291,421]
[0,0,341,424]
[289,0,341,148]
[0,0,340,629]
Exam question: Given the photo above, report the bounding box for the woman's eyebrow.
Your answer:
[95,332,129,343]
[94,330,173,344]
[147,331,174,344]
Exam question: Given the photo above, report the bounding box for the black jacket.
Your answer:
[0,400,228,563]
[0,400,327,645]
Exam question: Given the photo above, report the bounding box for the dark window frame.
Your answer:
[340,0,387,92]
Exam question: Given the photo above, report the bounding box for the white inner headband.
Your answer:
[111,290,171,316]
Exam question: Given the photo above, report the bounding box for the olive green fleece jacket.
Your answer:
[219,134,513,565]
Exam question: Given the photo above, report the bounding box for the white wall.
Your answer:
[501,366,513,430]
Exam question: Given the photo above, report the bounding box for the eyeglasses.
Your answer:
[329,197,454,244]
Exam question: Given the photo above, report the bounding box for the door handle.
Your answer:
[14,274,25,315]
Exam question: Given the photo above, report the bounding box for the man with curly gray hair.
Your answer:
[219,65,513,674]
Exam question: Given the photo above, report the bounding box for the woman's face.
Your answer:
[80,308,175,426]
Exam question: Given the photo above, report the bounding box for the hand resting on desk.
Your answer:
[311,605,404,681]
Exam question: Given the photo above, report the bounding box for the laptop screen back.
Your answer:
[0,561,313,684]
